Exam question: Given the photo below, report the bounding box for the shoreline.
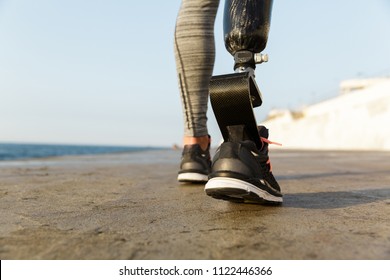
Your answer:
[0,142,169,163]
[0,147,174,167]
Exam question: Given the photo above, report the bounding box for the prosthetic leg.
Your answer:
[210,0,273,149]
[205,0,283,204]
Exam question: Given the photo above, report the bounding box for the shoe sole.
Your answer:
[177,172,208,183]
[205,177,283,204]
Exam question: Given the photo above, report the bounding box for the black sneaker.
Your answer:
[177,138,211,183]
[204,126,282,204]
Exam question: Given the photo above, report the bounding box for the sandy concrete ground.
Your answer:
[0,149,389,259]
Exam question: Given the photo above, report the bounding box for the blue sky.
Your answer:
[1,0,389,146]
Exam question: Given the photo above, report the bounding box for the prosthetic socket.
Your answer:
[224,0,273,71]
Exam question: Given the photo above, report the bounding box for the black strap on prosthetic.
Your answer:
[209,72,263,149]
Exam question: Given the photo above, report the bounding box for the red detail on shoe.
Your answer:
[266,158,273,172]
[261,137,282,146]
[260,137,281,172]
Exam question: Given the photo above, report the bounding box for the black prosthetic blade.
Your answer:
[209,72,263,149]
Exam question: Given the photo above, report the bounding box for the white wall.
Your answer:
[262,78,390,151]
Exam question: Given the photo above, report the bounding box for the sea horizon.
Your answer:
[0,142,168,161]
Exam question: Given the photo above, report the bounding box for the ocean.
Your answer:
[0,143,161,161]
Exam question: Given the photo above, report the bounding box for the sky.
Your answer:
[0,0,390,147]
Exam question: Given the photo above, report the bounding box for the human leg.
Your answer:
[174,0,220,142]
[175,0,220,182]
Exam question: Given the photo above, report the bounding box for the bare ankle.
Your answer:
[183,135,210,151]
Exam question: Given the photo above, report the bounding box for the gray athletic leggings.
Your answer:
[174,0,220,137]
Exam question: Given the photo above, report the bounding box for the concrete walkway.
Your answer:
[0,149,389,259]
